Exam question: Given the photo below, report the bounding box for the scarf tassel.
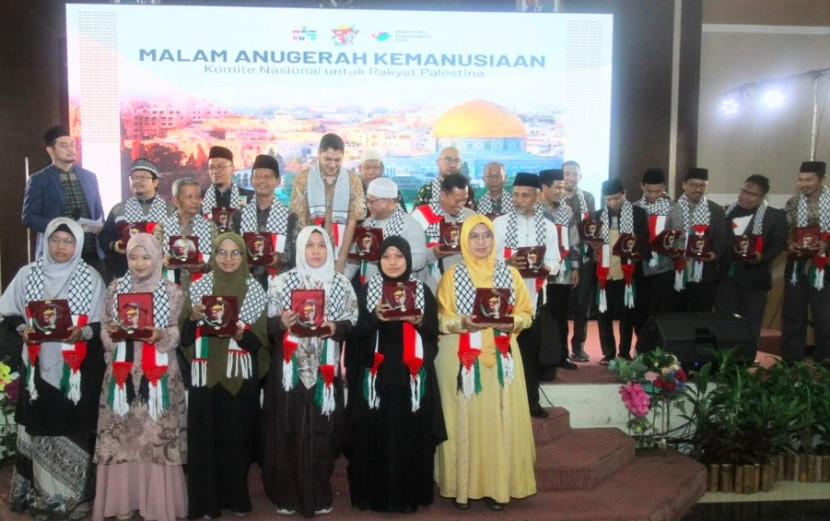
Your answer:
[791,260,800,285]
[315,364,336,416]
[60,364,82,405]
[191,359,208,388]
[673,258,687,292]
[409,367,426,413]
[812,255,828,290]
[691,259,704,283]
[622,264,636,309]
[25,362,39,402]
[108,367,135,418]
[363,352,384,410]
[458,358,481,399]
[141,374,169,421]
[494,333,514,387]
[226,349,252,380]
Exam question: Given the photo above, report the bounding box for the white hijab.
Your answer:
[294,225,335,291]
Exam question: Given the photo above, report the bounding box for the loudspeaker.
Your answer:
[635,312,757,370]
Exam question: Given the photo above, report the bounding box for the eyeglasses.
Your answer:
[216,249,242,259]
[49,237,76,246]
[128,175,154,182]
[208,164,232,172]
[468,231,493,241]
[442,157,462,165]
[740,188,764,198]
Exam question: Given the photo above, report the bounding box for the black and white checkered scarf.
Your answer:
[161,213,213,255]
[277,269,351,321]
[364,206,405,239]
[725,200,767,236]
[453,261,515,315]
[307,165,351,224]
[478,192,514,216]
[364,274,425,314]
[636,195,672,217]
[124,196,170,224]
[677,194,711,233]
[504,204,548,249]
[238,197,289,236]
[113,272,170,328]
[573,188,589,219]
[25,260,93,316]
[429,178,442,205]
[190,272,267,326]
[600,200,634,244]
[202,182,242,213]
[797,185,830,232]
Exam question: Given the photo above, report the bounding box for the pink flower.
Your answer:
[620,382,651,417]
[644,371,659,382]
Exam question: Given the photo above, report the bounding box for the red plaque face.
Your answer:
[731,234,757,260]
[612,233,643,261]
[380,281,422,320]
[348,227,383,261]
[515,246,550,279]
[440,221,462,253]
[290,289,326,337]
[649,228,684,256]
[199,295,240,336]
[211,207,235,231]
[111,292,154,341]
[471,288,513,327]
[27,299,73,342]
[686,233,711,259]
[789,225,823,260]
[243,232,274,265]
[168,235,199,265]
[119,221,153,245]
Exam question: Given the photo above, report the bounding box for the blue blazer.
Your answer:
[22,164,105,259]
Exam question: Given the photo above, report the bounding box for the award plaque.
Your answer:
[119,221,155,245]
[789,225,823,260]
[577,217,604,250]
[381,281,422,320]
[243,232,275,265]
[650,228,684,256]
[211,207,235,231]
[111,292,154,341]
[199,295,240,336]
[348,226,383,261]
[515,246,550,279]
[27,299,73,343]
[471,288,513,328]
[731,234,759,261]
[439,220,462,253]
[685,233,711,260]
[290,289,327,337]
[612,233,643,261]
[168,235,199,265]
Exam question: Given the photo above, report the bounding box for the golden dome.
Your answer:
[433,99,526,139]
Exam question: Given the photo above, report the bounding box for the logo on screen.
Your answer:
[372,32,390,42]
[292,27,317,41]
[331,25,359,46]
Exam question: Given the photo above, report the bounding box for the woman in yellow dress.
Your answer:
[434,214,537,511]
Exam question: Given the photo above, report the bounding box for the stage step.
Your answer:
[532,406,572,445]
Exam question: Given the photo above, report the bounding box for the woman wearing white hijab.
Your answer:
[261,225,358,518]
[0,217,106,520]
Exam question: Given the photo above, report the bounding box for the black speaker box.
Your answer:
[635,312,757,370]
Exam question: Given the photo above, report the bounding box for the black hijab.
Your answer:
[378,236,412,282]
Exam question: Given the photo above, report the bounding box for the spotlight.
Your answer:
[761,89,785,108]
[719,97,739,115]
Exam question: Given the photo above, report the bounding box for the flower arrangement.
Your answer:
[0,360,20,460]
[612,348,688,449]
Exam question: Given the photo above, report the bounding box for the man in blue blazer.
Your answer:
[22,126,105,273]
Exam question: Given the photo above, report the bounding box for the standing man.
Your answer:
[493,173,560,418]
[158,177,217,299]
[232,154,298,290]
[346,177,425,284]
[23,126,105,273]
[715,175,787,343]
[200,146,254,231]
[290,133,366,273]
[665,168,729,312]
[634,168,677,321]
[98,158,175,280]
[591,179,649,365]
[477,162,514,218]
[411,173,475,291]
[540,169,582,369]
[780,161,830,364]
[357,150,406,212]
[562,160,596,363]
[412,147,461,209]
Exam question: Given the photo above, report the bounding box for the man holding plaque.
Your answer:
[345,177,424,285]
[411,173,475,292]
[494,173,560,414]
[562,160,598,363]
[290,133,366,273]
[158,177,217,299]
[477,162,514,218]
[634,168,677,321]
[232,154,297,290]
[200,146,254,230]
[781,161,830,364]
[99,158,175,281]
[590,179,649,365]
[714,175,787,343]
[540,168,584,367]
[665,168,729,312]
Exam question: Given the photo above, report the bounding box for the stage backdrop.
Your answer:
[66,4,612,212]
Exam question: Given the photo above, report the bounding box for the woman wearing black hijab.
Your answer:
[344,236,446,513]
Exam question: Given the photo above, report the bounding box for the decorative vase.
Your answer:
[719,464,734,493]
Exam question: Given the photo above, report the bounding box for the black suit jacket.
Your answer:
[722,205,788,290]
[590,204,651,281]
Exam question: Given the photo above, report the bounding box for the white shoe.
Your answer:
[314,506,333,515]
[276,507,295,515]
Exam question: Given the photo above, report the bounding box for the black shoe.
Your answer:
[599,356,613,366]
[452,500,470,510]
[530,405,549,419]
[617,353,633,361]
[572,349,590,362]
[484,497,505,511]
[561,358,579,370]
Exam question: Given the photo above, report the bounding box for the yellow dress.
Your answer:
[433,263,537,504]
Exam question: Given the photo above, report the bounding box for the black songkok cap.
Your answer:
[539,169,564,184]
[800,161,826,176]
[43,126,70,145]
[642,168,666,185]
[252,154,279,176]
[685,168,709,181]
[601,178,625,196]
[512,172,541,189]
[208,146,233,162]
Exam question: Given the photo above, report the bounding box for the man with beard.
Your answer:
[357,150,406,213]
